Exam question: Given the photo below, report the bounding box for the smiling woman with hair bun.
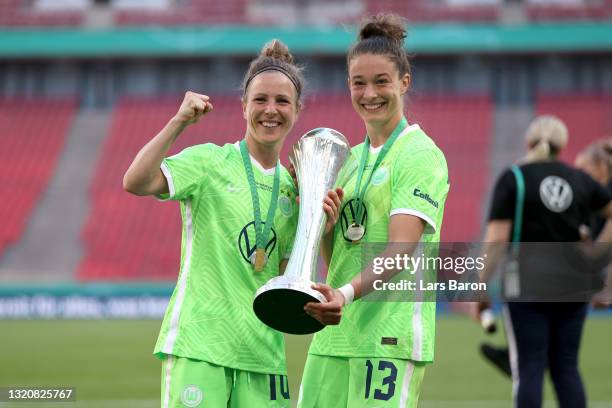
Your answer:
[298,13,449,408]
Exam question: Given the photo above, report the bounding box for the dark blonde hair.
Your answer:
[523,115,568,162]
[347,14,411,78]
[579,139,612,180]
[242,39,304,105]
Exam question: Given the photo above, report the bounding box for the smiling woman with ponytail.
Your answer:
[123,39,342,407]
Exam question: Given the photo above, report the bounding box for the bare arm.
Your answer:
[349,214,424,299]
[479,220,512,283]
[122,91,213,196]
[305,214,425,325]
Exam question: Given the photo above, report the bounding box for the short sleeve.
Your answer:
[157,144,220,201]
[488,168,516,221]
[390,147,449,234]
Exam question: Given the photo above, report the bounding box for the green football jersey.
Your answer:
[309,124,449,362]
[153,142,298,375]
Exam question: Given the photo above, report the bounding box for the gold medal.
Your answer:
[252,248,267,272]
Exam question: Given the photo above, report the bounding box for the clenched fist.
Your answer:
[174,91,214,125]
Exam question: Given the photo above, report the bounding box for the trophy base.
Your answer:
[253,276,327,335]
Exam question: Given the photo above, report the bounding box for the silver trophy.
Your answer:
[253,128,350,334]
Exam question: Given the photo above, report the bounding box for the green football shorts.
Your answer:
[160,354,290,407]
[298,354,426,408]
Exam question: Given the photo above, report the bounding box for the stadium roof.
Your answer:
[1,22,612,58]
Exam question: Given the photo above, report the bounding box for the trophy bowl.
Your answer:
[253,128,350,334]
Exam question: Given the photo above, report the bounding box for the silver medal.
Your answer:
[346,223,365,241]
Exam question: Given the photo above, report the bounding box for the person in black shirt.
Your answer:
[479,116,612,408]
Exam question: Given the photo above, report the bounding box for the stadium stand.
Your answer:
[536,93,612,163]
[77,95,246,281]
[527,0,612,21]
[3,0,611,27]
[0,0,84,27]
[0,98,77,258]
[366,0,499,23]
[409,94,493,242]
[114,0,248,26]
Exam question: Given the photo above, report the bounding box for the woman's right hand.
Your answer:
[174,91,214,125]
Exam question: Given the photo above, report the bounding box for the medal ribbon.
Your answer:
[239,139,280,262]
[352,117,408,225]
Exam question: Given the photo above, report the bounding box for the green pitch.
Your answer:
[0,316,610,407]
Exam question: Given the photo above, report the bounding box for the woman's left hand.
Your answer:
[324,188,344,234]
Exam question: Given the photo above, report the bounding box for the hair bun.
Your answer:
[261,39,294,65]
[359,14,406,46]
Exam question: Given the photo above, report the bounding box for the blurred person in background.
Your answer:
[480,137,612,377]
[123,39,340,407]
[478,116,612,408]
[575,138,612,307]
[298,14,449,408]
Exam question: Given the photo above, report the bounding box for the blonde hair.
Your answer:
[523,115,569,163]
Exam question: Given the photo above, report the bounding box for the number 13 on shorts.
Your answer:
[352,358,426,408]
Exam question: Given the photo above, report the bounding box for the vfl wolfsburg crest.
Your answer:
[539,176,573,213]
[371,166,389,186]
[340,199,368,242]
[278,195,293,217]
[180,385,203,407]
[238,221,277,264]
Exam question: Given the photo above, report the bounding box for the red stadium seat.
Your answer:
[0,98,77,258]
[78,95,246,281]
[536,93,612,164]
[366,0,498,23]
[409,94,492,242]
[114,0,247,26]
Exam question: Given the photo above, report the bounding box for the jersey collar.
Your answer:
[233,141,277,176]
[368,123,421,154]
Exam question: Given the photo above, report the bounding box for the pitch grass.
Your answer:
[0,315,610,407]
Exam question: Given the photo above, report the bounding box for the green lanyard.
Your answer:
[352,117,408,226]
[239,139,280,271]
[510,165,525,253]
